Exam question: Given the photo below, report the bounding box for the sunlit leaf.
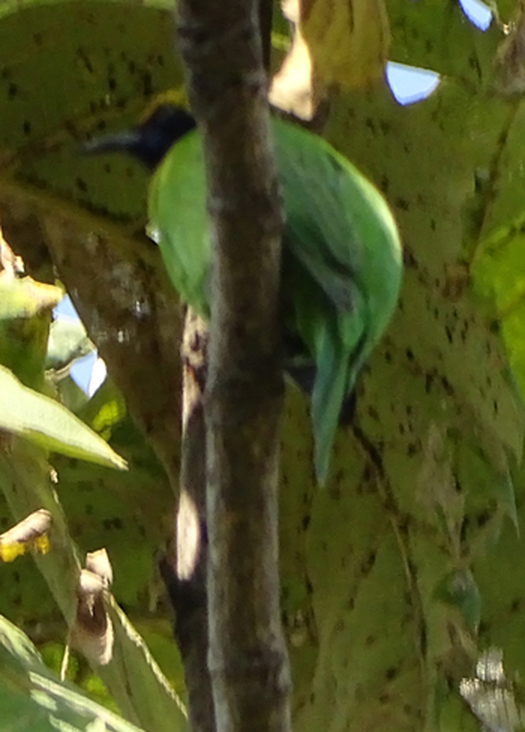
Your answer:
[0,364,127,469]
[0,277,62,320]
[0,614,147,732]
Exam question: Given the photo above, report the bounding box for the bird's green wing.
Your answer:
[273,119,401,328]
[274,121,359,308]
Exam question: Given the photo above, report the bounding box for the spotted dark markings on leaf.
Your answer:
[142,70,153,97]
[402,248,417,268]
[510,598,521,612]
[367,406,379,421]
[385,666,399,680]
[395,197,410,211]
[476,510,491,528]
[360,551,377,576]
[407,442,419,457]
[379,175,390,195]
[102,517,123,531]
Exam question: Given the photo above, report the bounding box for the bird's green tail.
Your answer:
[311,327,355,485]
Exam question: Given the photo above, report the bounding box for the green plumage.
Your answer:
[85,109,402,484]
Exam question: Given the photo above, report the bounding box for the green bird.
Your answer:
[83,103,402,484]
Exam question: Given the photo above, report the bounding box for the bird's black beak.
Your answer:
[79,104,197,169]
[79,130,142,157]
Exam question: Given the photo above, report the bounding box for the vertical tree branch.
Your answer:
[161,309,215,732]
[259,0,274,72]
[176,1,291,731]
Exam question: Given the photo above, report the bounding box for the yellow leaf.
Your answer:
[271,0,389,119]
[0,509,51,562]
[304,0,389,87]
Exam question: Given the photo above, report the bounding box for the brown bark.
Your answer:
[161,309,216,732]
[176,1,291,731]
[259,0,274,72]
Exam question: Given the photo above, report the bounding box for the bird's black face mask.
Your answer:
[80,104,197,169]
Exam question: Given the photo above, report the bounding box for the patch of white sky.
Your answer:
[458,0,492,31]
[386,0,492,104]
[54,295,106,396]
[54,0,493,395]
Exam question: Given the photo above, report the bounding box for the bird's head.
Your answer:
[81,101,196,170]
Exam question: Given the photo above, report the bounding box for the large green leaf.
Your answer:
[0,613,146,732]
[0,364,127,470]
[2,1,525,732]
[0,0,174,21]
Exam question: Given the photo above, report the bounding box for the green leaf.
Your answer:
[51,373,90,414]
[0,277,62,320]
[0,614,146,732]
[0,0,174,22]
[457,439,518,531]
[0,364,127,470]
[77,378,126,438]
[0,438,186,729]
[435,680,480,732]
[46,317,93,370]
[434,569,481,635]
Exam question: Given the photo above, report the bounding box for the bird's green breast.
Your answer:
[147,131,209,316]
